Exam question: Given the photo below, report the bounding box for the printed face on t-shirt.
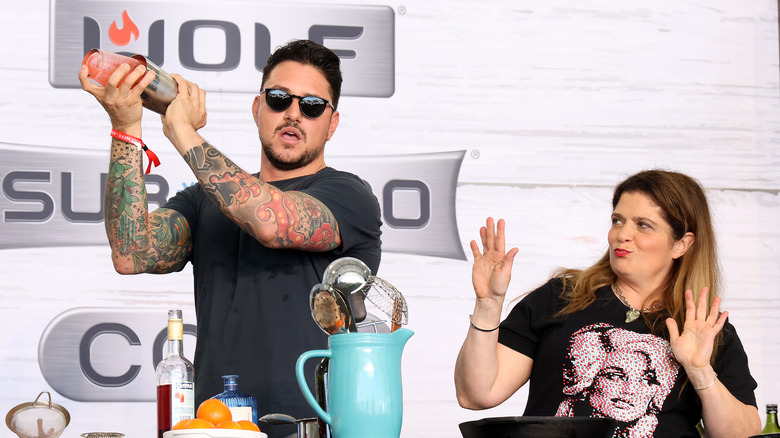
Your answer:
[589,350,660,422]
[557,324,680,437]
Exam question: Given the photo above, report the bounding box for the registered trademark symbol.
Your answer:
[471,150,480,159]
[398,5,407,14]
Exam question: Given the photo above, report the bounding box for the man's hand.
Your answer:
[161,74,208,149]
[78,63,155,136]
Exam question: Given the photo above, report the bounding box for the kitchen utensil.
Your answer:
[322,257,371,323]
[6,391,70,438]
[259,413,318,438]
[361,276,408,330]
[322,257,371,294]
[296,329,413,438]
[330,287,358,332]
[458,416,618,438]
[309,283,356,335]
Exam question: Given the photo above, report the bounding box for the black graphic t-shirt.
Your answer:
[498,278,757,438]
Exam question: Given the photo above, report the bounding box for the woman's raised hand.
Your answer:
[470,217,519,302]
[666,287,727,370]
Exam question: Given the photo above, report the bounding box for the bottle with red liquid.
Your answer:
[156,309,195,437]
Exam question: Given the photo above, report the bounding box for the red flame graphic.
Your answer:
[108,10,140,46]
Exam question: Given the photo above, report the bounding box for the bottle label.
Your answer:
[228,406,253,422]
[171,381,195,424]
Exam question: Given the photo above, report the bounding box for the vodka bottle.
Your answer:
[763,404,780,433]
[213,375,258,424]
[156,310,195,438]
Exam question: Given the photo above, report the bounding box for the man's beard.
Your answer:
[261,139,322,171]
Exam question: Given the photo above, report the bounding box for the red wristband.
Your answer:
[110,129,161,174]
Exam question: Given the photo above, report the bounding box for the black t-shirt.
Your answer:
[164,167,382,437]
[498,278,757,438]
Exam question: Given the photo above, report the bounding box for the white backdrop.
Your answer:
[1,0,779,437]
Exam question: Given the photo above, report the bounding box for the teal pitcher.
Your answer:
[296,329,413,438]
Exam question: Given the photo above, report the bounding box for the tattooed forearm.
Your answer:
[181,140,341,251]
[184,142,263,209]
[105,138,192,273]
[183,141,236,172]
[105,141,146,256]
[207,171,266,208]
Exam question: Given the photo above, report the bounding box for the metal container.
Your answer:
[259,413,318,438]
[131,55,178,114]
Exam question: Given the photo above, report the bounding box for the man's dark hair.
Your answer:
[261,39,343,109]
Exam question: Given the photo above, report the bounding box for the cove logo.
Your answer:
[39,307,198,401]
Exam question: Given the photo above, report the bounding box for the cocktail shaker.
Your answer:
[82,49,178,114]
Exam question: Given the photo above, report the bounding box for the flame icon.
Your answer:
[108,10,140,46]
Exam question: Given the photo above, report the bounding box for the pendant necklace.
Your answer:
[612,283,661,323]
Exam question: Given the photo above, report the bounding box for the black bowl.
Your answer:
[459,416,618,438]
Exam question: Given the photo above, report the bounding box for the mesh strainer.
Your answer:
[360,275,409,330]
[5,391,70,438]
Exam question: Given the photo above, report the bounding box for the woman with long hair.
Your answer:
[454,170,760,437]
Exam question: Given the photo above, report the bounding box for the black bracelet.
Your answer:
[469,314,499,332]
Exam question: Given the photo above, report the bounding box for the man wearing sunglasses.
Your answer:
[79,40,382,438]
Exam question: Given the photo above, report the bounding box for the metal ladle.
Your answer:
[321,257,372,323]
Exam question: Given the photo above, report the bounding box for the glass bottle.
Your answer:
[763,404,780,433]
[213,375,258,424]
[315,358,331,438]
[156,310,195,438]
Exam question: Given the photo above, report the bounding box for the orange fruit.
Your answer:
[237,420,261,432]
[172,419,193,430]
[196,399,232,426]
[183,418,216,429]
[216,420,242,429]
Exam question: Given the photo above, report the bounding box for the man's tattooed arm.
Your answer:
[104,138,193,274]
[183,142,341,251]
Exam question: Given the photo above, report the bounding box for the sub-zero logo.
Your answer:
[49,0,395,97]
[0,144,466,260]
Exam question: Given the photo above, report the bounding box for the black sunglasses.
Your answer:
[259,88,335,119]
